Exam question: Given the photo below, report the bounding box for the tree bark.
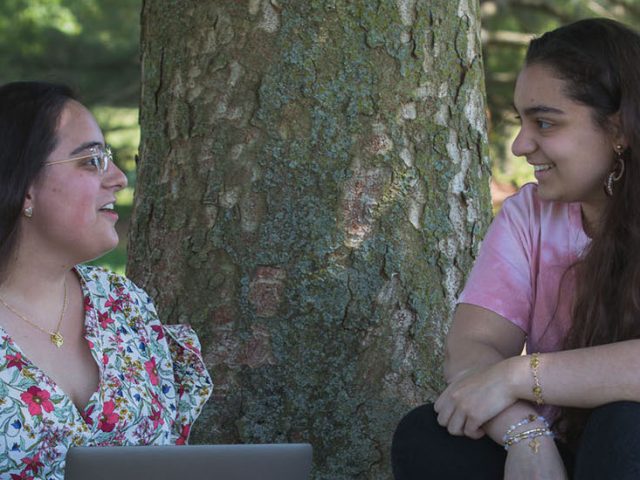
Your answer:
[131,1,492,478]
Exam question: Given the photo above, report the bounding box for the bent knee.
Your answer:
[393,403,439,444]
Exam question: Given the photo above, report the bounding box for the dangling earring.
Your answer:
[23,207,33,218]
[605,145,626,197]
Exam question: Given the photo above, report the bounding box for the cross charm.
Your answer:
[529,437,541,454]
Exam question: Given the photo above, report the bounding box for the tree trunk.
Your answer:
[131,1,492,478]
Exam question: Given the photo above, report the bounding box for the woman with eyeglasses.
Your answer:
[0,81,211,479]
[392,18,640,480]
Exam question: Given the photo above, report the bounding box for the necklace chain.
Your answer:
[0,277,68,348]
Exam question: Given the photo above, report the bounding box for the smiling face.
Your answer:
[22,100,128,265]
[512,63,623,224]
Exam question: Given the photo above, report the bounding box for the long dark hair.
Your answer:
[525,18,640,445]
[0,81,75,281]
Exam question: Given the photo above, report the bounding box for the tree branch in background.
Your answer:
[481,0,574,23]
[482,29,534,46]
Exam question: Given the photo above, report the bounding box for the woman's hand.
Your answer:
[434,357,523,438]
[504,436,567,480]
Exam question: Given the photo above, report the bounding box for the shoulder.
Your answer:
[499,182,570,226]
[75,263,123,284]
[75,264,156,311]
[501,182,541,214]
[489,183,541,240]
[484,183,576,257]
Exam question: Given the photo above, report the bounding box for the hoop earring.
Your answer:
[23,207,33,218]
[605,145,626,197]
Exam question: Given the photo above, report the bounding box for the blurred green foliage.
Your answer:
[0,0,141,105]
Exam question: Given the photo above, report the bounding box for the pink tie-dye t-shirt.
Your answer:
[458,183,590,354]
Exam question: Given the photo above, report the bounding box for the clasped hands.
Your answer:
[433,356,568,479]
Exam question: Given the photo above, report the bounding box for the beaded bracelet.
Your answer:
[530,352,545,405]
[502,414,549,444]
[503,427,555,453]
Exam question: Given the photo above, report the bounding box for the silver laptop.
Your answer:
[64,443,312,480]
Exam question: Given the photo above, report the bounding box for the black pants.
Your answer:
[391,402,640,479]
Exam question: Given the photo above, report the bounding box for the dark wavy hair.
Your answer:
[525,18,640,446]
[0,81,75,282]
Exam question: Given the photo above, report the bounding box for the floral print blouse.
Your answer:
[0,265,212,480]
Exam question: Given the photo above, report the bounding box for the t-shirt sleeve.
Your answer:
[457,185,537,334]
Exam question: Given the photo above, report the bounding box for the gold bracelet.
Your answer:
[530,352,544,405]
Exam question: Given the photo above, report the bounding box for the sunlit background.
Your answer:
[3,0,639,272]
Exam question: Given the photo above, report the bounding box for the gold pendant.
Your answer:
[50,332,64,348]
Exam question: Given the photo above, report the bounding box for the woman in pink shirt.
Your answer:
[393,18,640,479]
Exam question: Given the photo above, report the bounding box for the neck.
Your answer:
[580,201,605,239]
[0,244,72,305]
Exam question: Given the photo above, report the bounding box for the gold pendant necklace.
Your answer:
[0,277,68,348]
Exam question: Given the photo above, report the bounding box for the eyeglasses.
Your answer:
[45,145,112,176]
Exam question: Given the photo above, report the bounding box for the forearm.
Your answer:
[444,337,507,384]
[510,339,640,408]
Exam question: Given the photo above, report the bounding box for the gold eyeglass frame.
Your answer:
[45,145,112,175]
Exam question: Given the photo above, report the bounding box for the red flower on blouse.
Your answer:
[115,289,132,304]
[149,408,164,430]
[151,324,165,340]
[83,295,93,311]
[21,452,44,474]
[6,352,27,370]
[20,387,54,416]
[176,424,191,445]
[82,404,95,426]
[144,357,159,386]
[150,392,163,411]
[105,295,124,313]
[98,311,115,329]
[98,400,120,432]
